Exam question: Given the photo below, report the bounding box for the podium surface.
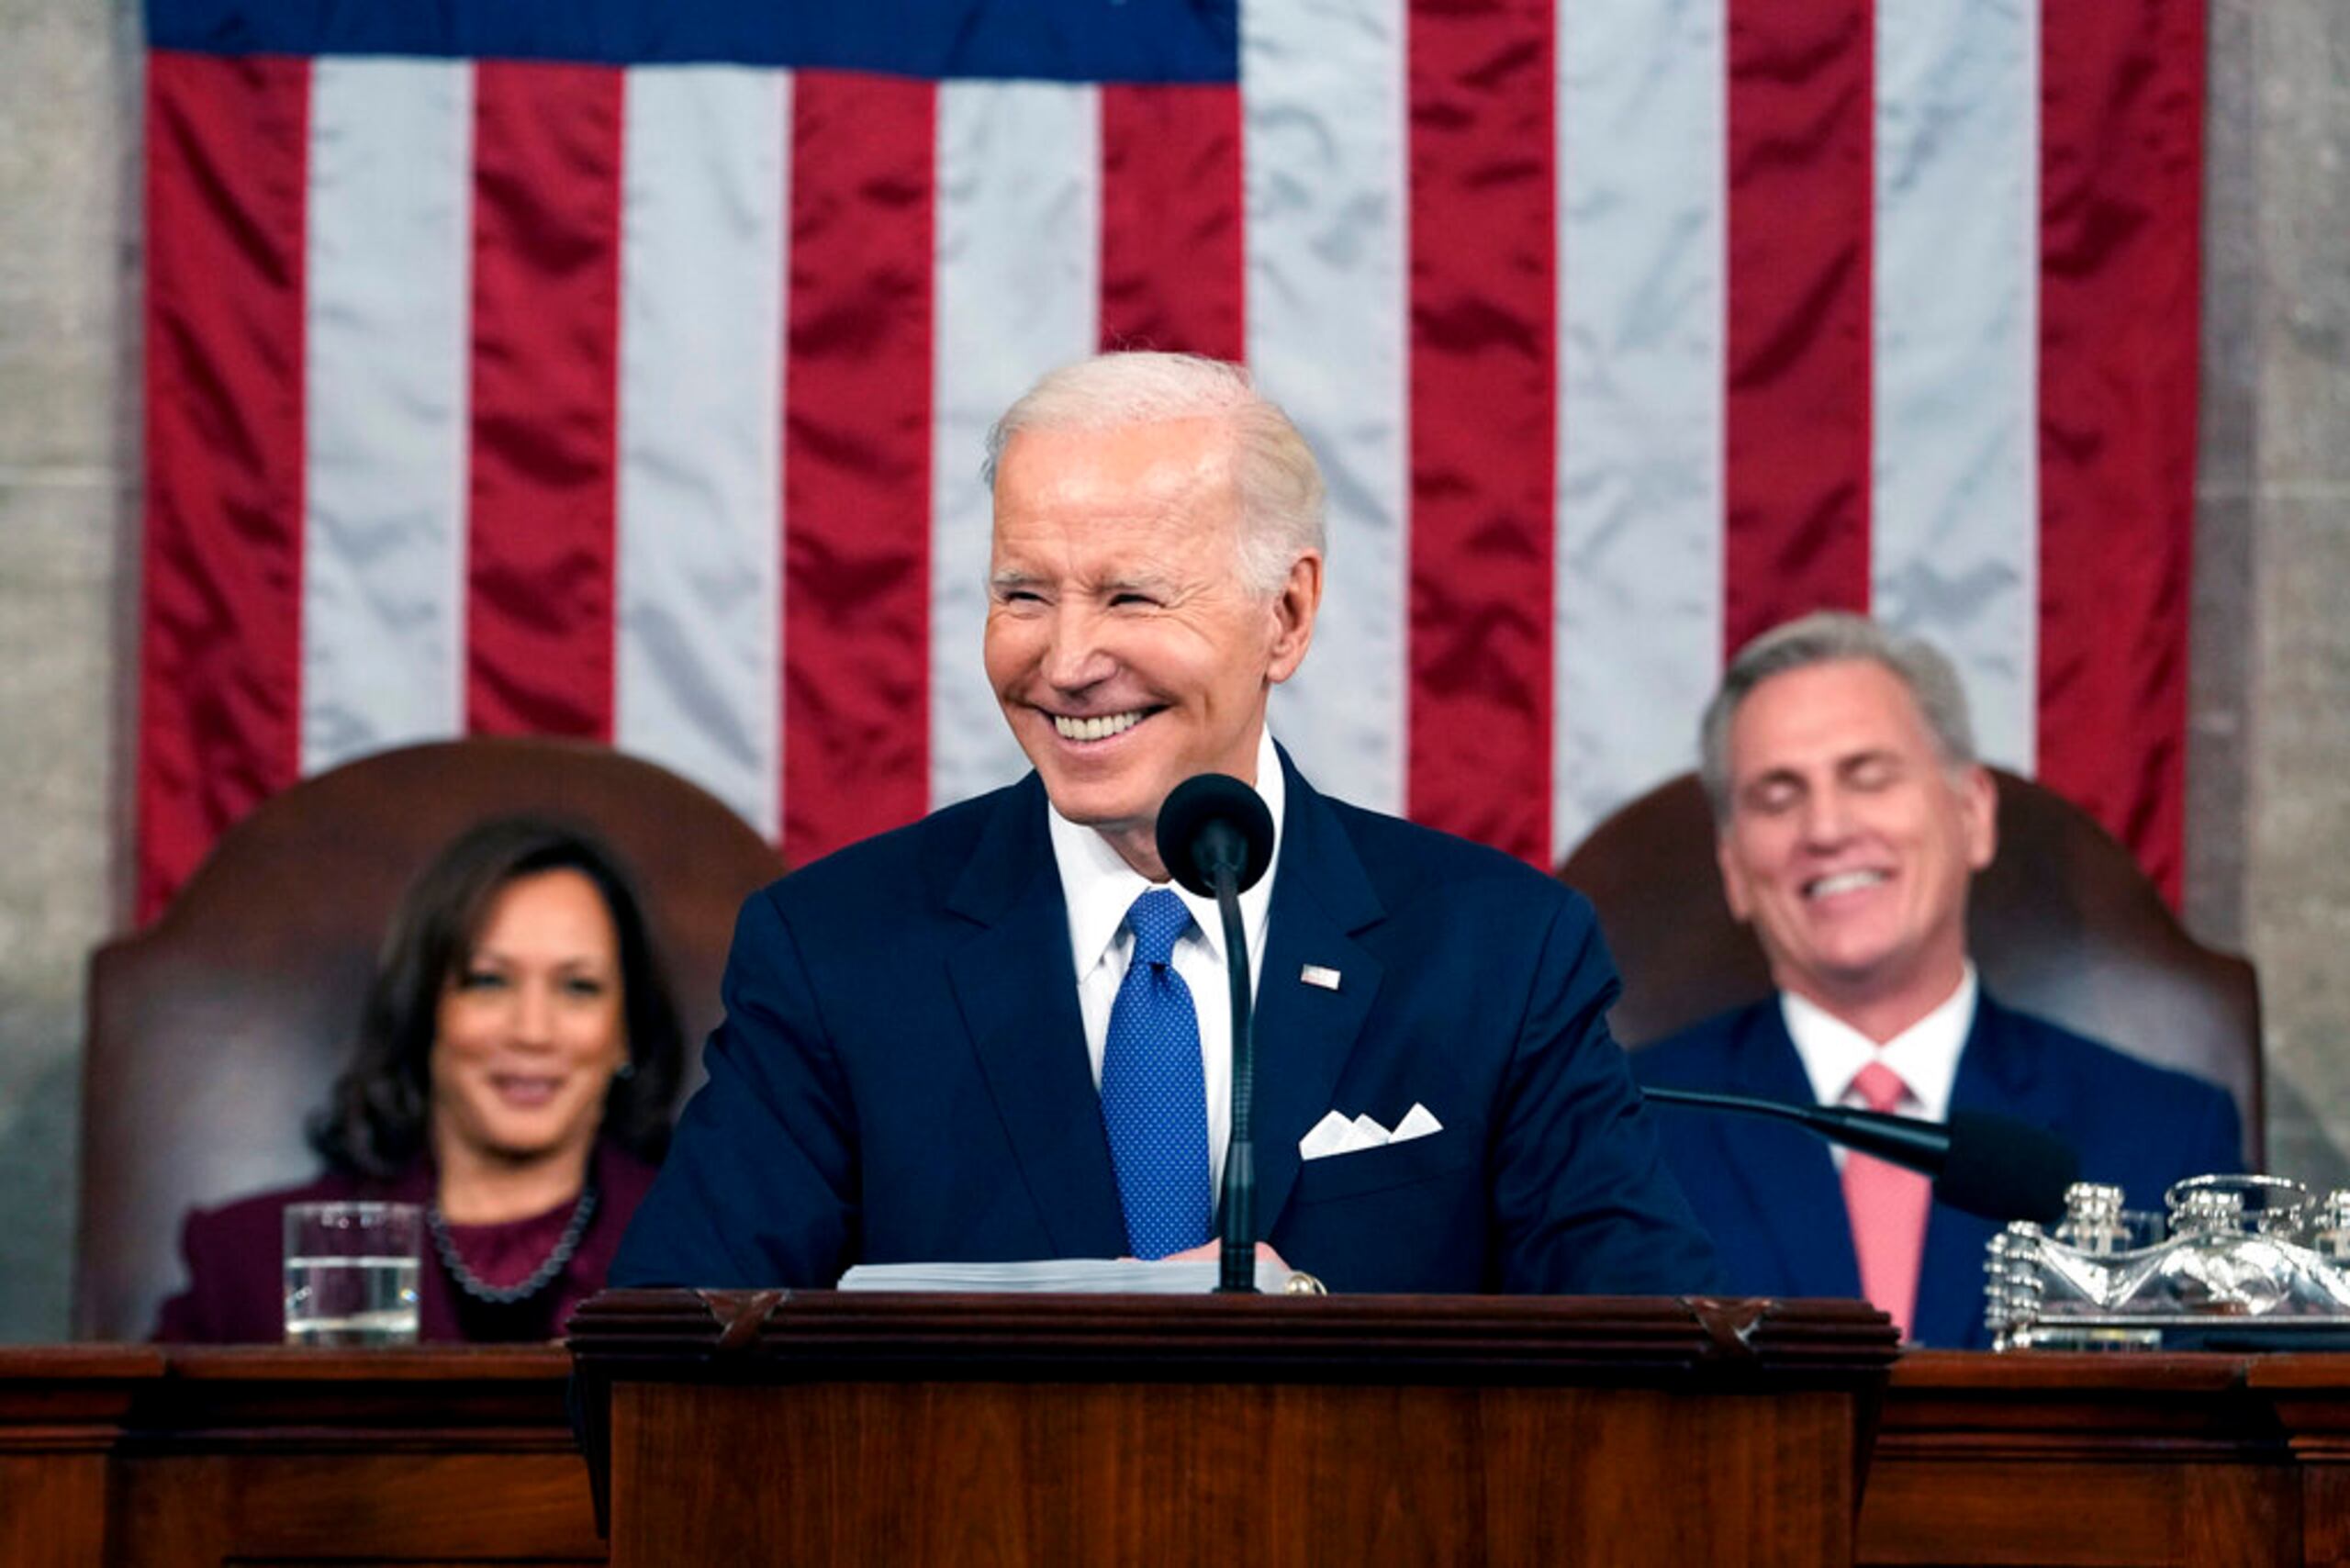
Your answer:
[569,1290,1898,1567]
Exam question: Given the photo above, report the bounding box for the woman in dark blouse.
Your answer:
[154,816,687,1342]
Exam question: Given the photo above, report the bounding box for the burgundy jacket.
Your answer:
[151,1140,658,1344]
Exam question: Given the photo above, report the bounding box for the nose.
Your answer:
[509,980,557,1049]
[1039,601,1115,694]
[1797,784,1856,848]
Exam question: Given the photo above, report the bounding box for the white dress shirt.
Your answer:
[1047,727,1283,1198]
[1783,964,1977,1169]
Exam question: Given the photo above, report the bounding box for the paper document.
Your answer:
[838,1258,1300,1294]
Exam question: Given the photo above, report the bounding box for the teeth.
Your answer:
[1052,711,1145,742]
[1808,869,1887,899]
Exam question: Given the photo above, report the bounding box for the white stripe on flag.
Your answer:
[1551,0,1729,852]
[614,65,789,838]
[929,81,1101,810]
[300,57,472,775]
[1872,0,2039,772]
[1244,0,1410,816]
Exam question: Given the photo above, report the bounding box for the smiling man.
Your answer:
[612,353,1716,1295]
[1632,611,2242,1346]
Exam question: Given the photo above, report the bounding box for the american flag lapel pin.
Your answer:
[1300,964,1341,991]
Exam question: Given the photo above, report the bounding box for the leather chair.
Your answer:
[77,737,784,1340]
[1558,770,2263,1163]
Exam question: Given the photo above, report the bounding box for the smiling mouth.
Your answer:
[488,1074,564,1107]
[1803,868,1889,900]
[1050,709,1158,743]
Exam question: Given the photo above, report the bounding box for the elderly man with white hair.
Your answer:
[616,353,1716,1295]
[1634,611,2241,1346]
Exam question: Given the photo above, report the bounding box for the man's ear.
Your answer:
[1716,829,1752,924]
[1957,763,1997,871]
[1266,552,1324,685]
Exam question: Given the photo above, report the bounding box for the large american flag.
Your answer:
[138,0,2203,922]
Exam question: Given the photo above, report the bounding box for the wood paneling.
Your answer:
[1864,1351,2300,1567]
[576,1292,1897,1568]
[0,1345,599,1567]
[22,1324,2350,1564]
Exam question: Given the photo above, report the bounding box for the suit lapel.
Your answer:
[1916,992,2042,1348]
[944,777,1129,1259]
[1723,1005,1863,1299]
[1250,755,1385,1235]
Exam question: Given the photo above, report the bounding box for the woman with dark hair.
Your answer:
[153,816,687,1342]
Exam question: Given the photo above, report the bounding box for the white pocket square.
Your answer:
[1299,1103,1443,1160]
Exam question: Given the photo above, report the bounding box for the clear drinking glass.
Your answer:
[282,1201,422,1346]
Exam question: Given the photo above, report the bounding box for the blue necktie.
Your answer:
[1099,888,1214,1260]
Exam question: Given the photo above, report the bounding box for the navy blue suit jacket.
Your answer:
[614,753,1718,1295]
[1631,992,2244,1347]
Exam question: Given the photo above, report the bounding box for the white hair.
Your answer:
[983,352,1326,595]
[1699,610,1980,820]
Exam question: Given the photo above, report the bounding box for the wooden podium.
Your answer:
[569,1291,1898,1566]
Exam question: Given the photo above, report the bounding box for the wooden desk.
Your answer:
[570,1291,1897,1567]
[0,1344,600,1567]
[1865,1351,2331,1567]
[13,1338,2350,1566]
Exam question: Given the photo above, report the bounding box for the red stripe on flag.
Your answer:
[1722,0,1874,656]
[1099,84,1245,362]
[1404,0,1558,866]
[2036,0,2202,902]
[782,73,935,867]
[464,62,623,740]
[137,52,311,923]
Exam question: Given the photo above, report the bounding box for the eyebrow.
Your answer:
[1739,747,1906,792]
[987,568,1179,596]
[1738,767,1806,798]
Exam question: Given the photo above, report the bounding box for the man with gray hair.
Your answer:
[1633,610,2240,1346]
[616,352,1716,1295]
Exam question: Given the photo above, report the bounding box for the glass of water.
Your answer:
[282,1201,421,1346]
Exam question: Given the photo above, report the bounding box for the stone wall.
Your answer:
[0,0,137,1338]
[2239,0,2350,1191]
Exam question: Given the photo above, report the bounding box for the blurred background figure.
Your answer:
[152,816,685,1342]
[1633,612,2242,1349]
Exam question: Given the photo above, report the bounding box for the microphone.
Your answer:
[1157,773,1276,901]
[1154,774,1276,1293]
[1641,1085,2079,1224]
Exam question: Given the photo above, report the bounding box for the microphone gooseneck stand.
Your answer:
[1640,1083,2080,1225]
[1211,857,1256,1294]
[1154,773,1278,1294]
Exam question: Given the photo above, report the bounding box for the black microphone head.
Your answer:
[1155,774,1276,898]
[1935,1110,2079,1224]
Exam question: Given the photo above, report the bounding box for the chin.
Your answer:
[476,1137,566,1165]
[464,1114,584,1160]
[1041,775,1158,831]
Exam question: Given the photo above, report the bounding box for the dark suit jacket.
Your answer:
[614,753,1718,1295]
[152,1141,657,1343]
[1631,992,2244,1348]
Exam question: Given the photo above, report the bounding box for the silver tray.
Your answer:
[1987,1174,2350,1350]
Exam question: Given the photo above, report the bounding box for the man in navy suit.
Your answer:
[614,353,1715,1295]
[1632,612,2241,1347]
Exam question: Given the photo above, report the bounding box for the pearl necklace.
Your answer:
[427,1184,599,1306]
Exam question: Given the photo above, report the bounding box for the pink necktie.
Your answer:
[1842,1059,1931,1341]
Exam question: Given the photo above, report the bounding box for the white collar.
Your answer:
[1782,963,1977,1122]
[1047,728,1286,980]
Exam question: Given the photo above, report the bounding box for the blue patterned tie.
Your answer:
[1099,888,1214,1260]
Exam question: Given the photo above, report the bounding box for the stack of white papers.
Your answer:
[838,1258,1299,1294]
